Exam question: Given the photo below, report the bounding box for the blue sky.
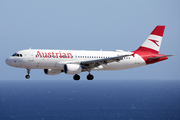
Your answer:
[1,0,179,80]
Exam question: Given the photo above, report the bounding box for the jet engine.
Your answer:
[64,64,82,74]
[44,69,62,75]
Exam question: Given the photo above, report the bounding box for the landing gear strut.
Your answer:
[87,74,94,80]
[25,69,30,79]
[87,68,94,80]
[73,74,80,80]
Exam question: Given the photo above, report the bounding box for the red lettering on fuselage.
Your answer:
[67,53,72,58]
[52,52,55,58]
[42,52,44,58]
[62,53,66,58]
[55,53,58,58]
[48,52,51,58]
[59,51,62,58]
[36,51,42,58]
[36,51,72,59]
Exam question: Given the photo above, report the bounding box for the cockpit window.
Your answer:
[12,53,17,56]
[12,53,23,57]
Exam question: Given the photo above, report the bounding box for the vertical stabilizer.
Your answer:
[135,25,165,54]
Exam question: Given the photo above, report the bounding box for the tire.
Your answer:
[73,74,80,80]
[87,74,94,80]
[25,75,30,79]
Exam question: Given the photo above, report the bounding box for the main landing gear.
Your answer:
[25,69,30,79]
[73,74,80,80]
[73,74,94,80]
[87,74,94,80]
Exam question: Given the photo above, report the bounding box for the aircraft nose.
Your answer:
[5,58,11,66]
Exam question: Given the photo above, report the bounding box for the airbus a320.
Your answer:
[5,25,173,80]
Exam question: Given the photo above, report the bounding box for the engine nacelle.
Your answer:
[44,69,62,75]
[64,64,82,74]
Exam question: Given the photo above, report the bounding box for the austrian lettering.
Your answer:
[36,51,72,58]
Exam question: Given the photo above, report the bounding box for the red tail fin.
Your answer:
[135,25,165,54]
[133,25,168,64]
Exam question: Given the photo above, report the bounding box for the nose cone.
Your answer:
[6,57,14,66]
[5,58,11,66]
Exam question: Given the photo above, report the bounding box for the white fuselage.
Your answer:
[6,49,146,71]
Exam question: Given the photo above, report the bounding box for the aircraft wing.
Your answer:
[80,54,132,70]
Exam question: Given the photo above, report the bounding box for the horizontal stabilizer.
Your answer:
[147,55,174,60]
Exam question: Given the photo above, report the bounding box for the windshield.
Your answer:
[12,53,23,57]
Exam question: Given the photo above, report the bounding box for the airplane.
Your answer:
[5,25,173,80]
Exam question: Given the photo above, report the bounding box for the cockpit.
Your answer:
[12,53,23,57]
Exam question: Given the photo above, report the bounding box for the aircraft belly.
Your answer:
[101,58,145,70]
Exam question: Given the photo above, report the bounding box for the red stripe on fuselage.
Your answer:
[133,46,168,64]
[135,46,159,54]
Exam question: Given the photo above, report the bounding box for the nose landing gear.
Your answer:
[25,69,30,79]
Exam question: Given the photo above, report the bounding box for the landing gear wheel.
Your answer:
[25,69,31,79]
[25,75,30,79]
[73,74,80,80]
[87,74,94,80]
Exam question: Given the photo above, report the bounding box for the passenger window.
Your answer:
[20,54,22,57]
